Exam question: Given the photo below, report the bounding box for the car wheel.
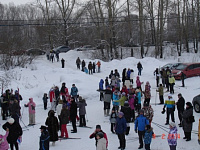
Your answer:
[194,102,200,113]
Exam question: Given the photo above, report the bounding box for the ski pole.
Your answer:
[16,113,29,130]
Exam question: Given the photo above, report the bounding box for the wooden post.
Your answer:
[198,119,200,145]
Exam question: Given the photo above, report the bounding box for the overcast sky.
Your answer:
[1,0,34,5]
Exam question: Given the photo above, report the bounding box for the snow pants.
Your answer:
[29,113,35,124]
[61,124,68,138]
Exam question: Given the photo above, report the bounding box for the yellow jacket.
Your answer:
[169,77,175,84]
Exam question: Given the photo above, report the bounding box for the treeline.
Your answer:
[0,0,199,60]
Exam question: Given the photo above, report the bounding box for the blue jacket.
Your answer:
[144,129,153,144]
[115,117,127,134]
[113,93,119,106]
[127,70,131,78]
[135,115,149,131]
[99,79,104,90]
[71,87,78,96]
[136,92,141,104]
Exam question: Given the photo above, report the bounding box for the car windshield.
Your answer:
[163,64,172,68]
[175,64,187,70]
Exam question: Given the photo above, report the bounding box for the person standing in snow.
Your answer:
[142,104,154,126]
[105,77,109,89]
[110,75,117,89]
[121,102,132,135]
[60,104,70,138]
[130,69,134,85]
[2,118,23,150]
[126,68,131,80]
[43,93,48,110]
[156,84,164,104]
[136,76,143,90]
[96,132,107,150]
[182,102,194,141]
[9,100,21,123]
[176,93,185,127]
[163,94,175,125]
[77,96,87,127]
[114,69,120,78]
[54,86,60,106]
[96,61,101,73]
[128,94,135,122]
[89,125,108,149]
[70,97,78,133]
[81,60,86,71]
[55,51,59,62]
[103,86,113,117]
[88,61,93,75]
[56,99,63,131]
[61,58,65,68]
[93,62,96,73]
[168,74,175,94]
[39,125,50,150]
[168,122,177,150]
[76,57,81,70]
[143,81,151,106]
[109,70,114,79]
[110,108,117,133]
[24,98,36,125]
[181,72,186,87]
[154,68,160,87]
[122,68,127,85]
[14,90,22,104]
[45,110,59,146]
[135,89,142,112]
[115,112,127,150]
[99,79,104,101]
[144,125,154,150]
[49,87,56,111]
[134,109,149,149]
[137,62,143,76]
[0,128,9,150]
[70,84,78,102]
[60,82,69,103]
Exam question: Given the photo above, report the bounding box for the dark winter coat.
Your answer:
[76,58,81,65]
[43,96,48,103]
[176,97,185,111]
[182,106,193,132]
[60,108,70,124]
[121,103,132,123]
[70,101,77,118]
[88,63,93,70]
[2,121,23,144]
[104,89,112,103]
[39,129,50,150]
[115,117,127,134]
[110,112,117,123]
[137,62,143,69]
[77,100,87,115]
[105,79,109,88]
[82,60,85,67]
[45,111,59,141]
[122,69,127,82]
[54,88,60,99]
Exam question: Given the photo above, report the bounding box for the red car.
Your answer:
[172,63,200,80]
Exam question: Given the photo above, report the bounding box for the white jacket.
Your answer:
[96,138,107,150]
[56,104,63,116]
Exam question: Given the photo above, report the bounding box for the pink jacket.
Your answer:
[25,98,36,114]
[128,96,135,110]
[0,131,9,150]
[136,79,142,87]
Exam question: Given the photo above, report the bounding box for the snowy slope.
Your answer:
[0,50,200,150]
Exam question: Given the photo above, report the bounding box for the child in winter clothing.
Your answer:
[39,125,50,150]
[43,93,48,110]
[144,125,154,150]
[105,77,109,89]
[112,90,120,112]
[99,79,104,101]
[168,122,177,150]
[109,108,117,133]
[24,98,36,125]
[113,92,127,108]
[128,94,135,122]
[96,132,107,150]
[135,89,142,112]
[136,76,143,89]
[0,129,9,150]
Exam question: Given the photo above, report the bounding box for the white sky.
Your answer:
[0,0,34,5]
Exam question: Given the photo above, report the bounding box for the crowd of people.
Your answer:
[0,60,197,150]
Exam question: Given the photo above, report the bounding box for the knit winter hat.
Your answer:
[186,102,192,107]
[169,122,176,128]
[97,132,104,138]
[96,125,101,129]
[118,112,124,116]
[7,118,15,124]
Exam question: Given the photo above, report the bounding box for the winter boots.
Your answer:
[126,127,130,135]
[104,110,107,117]
[106,109,110,116]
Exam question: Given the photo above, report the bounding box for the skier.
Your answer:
[24,98,36,125]
[39,125,50,150]
[2,118,23,150]
[137,62,143,76]
[134,109,149,149]
[176,93,185,127]
[115,112,127,150]
[61,58,65,68]
[163,94,175,125]
[45,110,59,146]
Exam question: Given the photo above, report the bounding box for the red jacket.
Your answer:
[49,90,55,102]
[89,130,108,148]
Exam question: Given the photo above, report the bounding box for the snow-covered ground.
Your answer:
[0,50,200,150]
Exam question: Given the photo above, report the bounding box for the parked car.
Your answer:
[76,45,95,51]
[172,63,200,79]
[192,94,200,113]
[161,63,182,70]
[26,48,45,56]
[53,46,71,53]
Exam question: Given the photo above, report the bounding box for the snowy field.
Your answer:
[0,50,200,150]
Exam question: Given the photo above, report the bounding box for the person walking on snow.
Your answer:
[24,98,36,125]
[61,58,65,68]
[96,61,101,73]
[76,57,81,70]
[137,62,143,76]
[81,60,86,72]
[49,87,56,111]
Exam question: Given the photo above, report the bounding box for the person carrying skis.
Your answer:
[24,98,36,125]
